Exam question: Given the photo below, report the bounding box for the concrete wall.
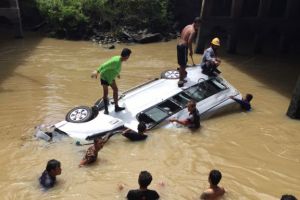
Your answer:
[173,0,202,31]
[196,0,300,54]
[0,0,23,38]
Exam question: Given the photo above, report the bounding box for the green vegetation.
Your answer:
[35,0,175,39]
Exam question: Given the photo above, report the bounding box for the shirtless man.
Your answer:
[177,17,201,87]
[200,169,225,200]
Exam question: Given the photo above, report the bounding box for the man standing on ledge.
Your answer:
[177,17,201,87]
[91,48,131,114]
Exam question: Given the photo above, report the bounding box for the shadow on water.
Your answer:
[0,28,43,89]
[221,40,300,98]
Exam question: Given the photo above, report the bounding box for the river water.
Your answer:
[0,33,299,200]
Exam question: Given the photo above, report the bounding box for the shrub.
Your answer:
[36,0,88,39]
[35,0,174,39]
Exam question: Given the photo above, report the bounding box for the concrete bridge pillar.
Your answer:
[253,0,272,54]
[0,0,23,38]
[287,75,300,119]
[195,0,300,54]
[195,0,213,54]
[279,0,299,53]
[226,0,244,53]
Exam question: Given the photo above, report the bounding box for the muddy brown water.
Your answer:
[0,33,299,200]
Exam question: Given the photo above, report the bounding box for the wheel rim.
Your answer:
[69,108,88,121]
[164,70,179,79]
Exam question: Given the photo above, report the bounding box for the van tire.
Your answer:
[160,69,180,79]
[66,106,93,123]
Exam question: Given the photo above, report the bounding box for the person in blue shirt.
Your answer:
[39,159,61,189]
[201,38,221,77]
[230,93,253,111]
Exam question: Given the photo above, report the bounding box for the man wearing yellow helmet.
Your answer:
[201,37,222,76]
[177,17,201,87]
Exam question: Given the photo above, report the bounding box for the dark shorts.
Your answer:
[100,79,110,86]
[201,62,221,76]
[177,44,188,67]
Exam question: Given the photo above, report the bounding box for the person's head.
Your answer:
[138,171,153,188]
[208,169,222,186]
[193,17,201,31]
[187,100,197,112]
[137,122,147,134]
[245,93,253,102]
[281,194,297,200]
[121,48,132,61]
[46,159,61,176]
[211,37,220,49]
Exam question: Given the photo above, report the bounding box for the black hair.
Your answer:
[281,195,297,200]
[138,171,153,188]
[137,122,147,133]
[245,94,253,102]
[121,48,132,57]
[188,100,196,107]
[46,159,61,172]
[209,169,222,186]
[194,17,201,24]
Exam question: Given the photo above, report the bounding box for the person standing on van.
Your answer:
[91,48,132,114]
[177,17,201,87]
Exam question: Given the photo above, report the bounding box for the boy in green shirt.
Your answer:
[91,48,132,114]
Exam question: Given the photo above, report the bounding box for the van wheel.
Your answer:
[66,106,93,123]
[161,70,180,79]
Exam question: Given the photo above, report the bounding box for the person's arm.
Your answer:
[126,190,134,200]
[230,96,251,111]
[155,191,160,200]
[169,118,189,126]
[214,58,221,66]
[230,96,246,105]
[200,192,208,200]
[91,70,99,79]
[187,31,196,57]
[79,146,96,167]
[200,189,213,200]
[122,128,132,135]
[79,158,88,167]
